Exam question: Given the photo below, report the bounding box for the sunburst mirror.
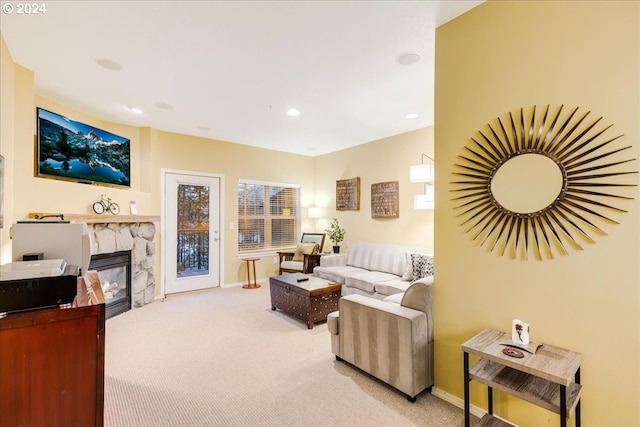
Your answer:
[452,105,637,260]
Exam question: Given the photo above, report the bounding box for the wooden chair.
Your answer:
[277,233,326,275]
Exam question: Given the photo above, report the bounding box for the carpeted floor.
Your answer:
[104,283,476,426]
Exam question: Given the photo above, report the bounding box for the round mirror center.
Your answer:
[491,154,563,214]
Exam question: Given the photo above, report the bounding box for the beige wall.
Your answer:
[0,36,15,264]
[314,127,434,252]
[25,96,153,215]
[148,128,316,285]
[1,30,434,289]
[434,1,639,426]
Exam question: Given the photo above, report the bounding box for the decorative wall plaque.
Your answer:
[371,181,399,218]
[451,105,637,260]
[336,177,360,211]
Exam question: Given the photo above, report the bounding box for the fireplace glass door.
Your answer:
[89,251,131,319]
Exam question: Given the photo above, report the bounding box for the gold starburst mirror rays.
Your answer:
[452,105,637,260]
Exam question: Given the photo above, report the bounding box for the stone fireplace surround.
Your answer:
[63,214,160,309]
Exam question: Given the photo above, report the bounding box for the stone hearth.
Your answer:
[85,222,156,307]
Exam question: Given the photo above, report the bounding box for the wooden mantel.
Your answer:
[53,214,160,224]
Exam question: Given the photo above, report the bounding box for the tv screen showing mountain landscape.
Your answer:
[37,108,131,187]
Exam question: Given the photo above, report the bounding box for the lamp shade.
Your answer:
[414,194,434,210]
[308,207,321,219]
[410,164,434,183]
[414,186,435,210]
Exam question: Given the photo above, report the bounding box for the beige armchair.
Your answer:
[277,232,325,275]
[327,276,434,402]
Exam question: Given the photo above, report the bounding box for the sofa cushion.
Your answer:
[319,253,347,267]
[346,242,409,276]
[314,266,368,284]
[345,271,399,294]
[374,278,413,297]
[281,260,303,271]
[342,285,377,298]
[383,292,403,305]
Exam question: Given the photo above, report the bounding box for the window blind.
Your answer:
[237,180,300,253]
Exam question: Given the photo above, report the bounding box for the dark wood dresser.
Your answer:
[0,304,106,427]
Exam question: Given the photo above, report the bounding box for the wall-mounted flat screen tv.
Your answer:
[37,107,131,187]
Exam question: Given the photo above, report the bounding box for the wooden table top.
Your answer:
[269,274,341,296]
[462,329,582,386]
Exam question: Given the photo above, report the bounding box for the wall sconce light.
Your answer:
[411,153,435,210]
[410,153,434,184]
[414,186,435,210]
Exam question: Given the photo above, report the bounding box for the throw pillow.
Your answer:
[401,251,416,281]
[411,253,434,280]
[292,243,316,261]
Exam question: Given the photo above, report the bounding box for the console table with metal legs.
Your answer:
[462,329,582,427]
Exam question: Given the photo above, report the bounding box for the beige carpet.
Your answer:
[104,282,476,426]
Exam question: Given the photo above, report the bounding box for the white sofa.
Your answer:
[313,242,433,300]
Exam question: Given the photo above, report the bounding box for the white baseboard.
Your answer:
[432,387,518,426]
[222,278,268,288]
[432,387,485,419]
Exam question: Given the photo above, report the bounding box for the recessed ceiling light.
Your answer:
[287,108,300,117]
[406,113,419,119]
[155,102,173,110]
[96,58,123,71]
[127,105,143,114]
[396,51,421,66]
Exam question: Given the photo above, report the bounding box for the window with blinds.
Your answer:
[237,180,300,254]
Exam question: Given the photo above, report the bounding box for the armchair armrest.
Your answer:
[302,253,322,273]
[319,253,347,267]
[278,252,321,274]
[277,251,295,263]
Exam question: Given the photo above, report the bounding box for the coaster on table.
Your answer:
[500,341,543,354]
[502,347,525,358]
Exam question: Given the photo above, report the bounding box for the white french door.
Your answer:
[163,170,223,295]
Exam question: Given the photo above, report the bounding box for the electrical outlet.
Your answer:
[273,256,278,264]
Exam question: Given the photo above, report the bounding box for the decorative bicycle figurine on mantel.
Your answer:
[93,194,120,215]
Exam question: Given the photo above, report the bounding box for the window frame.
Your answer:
[237,179,301,256]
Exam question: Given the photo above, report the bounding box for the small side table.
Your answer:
[242,257,261,289]
[462,329,582,427]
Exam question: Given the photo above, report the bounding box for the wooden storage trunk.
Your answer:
[269,274,341,329]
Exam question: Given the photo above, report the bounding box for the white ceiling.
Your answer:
[1,1,482,156]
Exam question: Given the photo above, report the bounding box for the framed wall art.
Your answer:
[336,177,360,211]
[371,181,399,218]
